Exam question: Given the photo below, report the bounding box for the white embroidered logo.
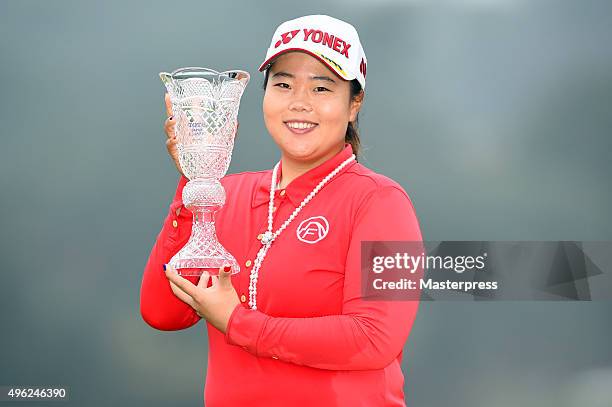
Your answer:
[296,216,329,244]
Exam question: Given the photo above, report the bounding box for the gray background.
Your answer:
[1,0,611,406]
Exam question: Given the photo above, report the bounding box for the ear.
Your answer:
[349,90,365,122]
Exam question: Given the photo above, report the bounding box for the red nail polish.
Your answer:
[223,266,231,272]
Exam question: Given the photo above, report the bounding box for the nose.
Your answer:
[288,86,313,112]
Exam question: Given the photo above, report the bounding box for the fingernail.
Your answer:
[163,264,167,271]
[223,265,231,272]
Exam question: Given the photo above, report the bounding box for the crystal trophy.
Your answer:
[160,67,249,276]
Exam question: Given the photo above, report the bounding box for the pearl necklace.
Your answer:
[248,154,356,310]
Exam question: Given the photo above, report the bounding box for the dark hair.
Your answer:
[263,67,364,160]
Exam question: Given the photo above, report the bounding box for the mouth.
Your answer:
[284,120,319,135]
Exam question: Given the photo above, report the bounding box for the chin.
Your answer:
[283,144,318,161]
[274,134,315,158]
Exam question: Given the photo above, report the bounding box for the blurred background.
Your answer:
[1,0,611,406]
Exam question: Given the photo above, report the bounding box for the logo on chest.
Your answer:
[296,216,330,244]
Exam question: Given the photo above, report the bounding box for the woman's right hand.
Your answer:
[164,93,184,177]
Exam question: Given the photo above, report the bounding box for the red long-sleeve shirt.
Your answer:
[140,144,423,406]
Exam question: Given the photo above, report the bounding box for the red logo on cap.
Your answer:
[275,30,300,48]
[303,28,351,58]
[359,58,367,78]
[274,28,352,59]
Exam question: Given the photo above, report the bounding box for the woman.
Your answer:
[140,14,423,406]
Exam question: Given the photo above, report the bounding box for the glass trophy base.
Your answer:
[168,237,241,277]
[170,261,240,277]
[167,191,241,277]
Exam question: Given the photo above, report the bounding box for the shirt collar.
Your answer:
[251,143,356,208]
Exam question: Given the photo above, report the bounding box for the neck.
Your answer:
[277,145,345,189]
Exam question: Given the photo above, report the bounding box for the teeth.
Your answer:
[287,122,316,129]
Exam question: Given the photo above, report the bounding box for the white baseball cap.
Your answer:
[258,14,368,90]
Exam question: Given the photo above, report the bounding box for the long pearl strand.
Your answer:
[248,154,356,310]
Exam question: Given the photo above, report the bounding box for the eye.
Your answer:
[274,82,290,89]
[314,86,330,92]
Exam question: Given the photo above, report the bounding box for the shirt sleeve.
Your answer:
[139,175,202,331]
[224,185,423,370]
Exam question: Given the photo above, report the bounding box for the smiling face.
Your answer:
[263,51,363,166]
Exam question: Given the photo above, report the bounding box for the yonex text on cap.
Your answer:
[258,15,368,90]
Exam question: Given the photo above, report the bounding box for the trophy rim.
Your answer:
[166,67,250,83]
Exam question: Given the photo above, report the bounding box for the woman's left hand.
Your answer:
[164,264,240,334]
